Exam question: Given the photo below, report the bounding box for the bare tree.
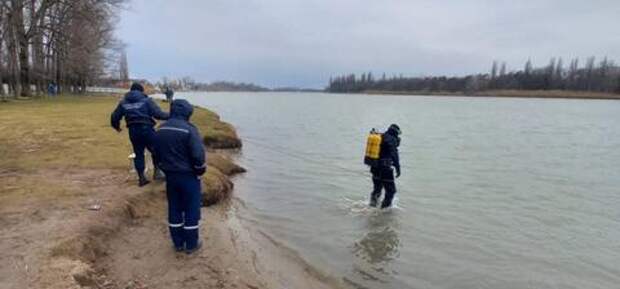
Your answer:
[545,57,556,89]
[554,58,564,89]
[0,0,126,97]
[0,2,6,99]
[568,58,579,90]
[119,47,128,81]
[328,56,620,94]
[585,56,596,91]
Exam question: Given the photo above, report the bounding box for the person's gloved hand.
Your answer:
[395,167,401,178]
[115,127,122,133]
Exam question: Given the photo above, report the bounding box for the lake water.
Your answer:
[180,92,620,289]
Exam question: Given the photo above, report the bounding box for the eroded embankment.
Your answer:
[42,155,249,289]
[0,96,246,288]
[0,96,343,289]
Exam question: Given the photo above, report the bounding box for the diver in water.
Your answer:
[369,124,401,208]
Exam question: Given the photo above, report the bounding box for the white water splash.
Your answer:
[341,196,405,216]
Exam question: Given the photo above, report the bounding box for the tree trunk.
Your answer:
[0,5,4,100]
[16,13,30,97]
[7,10,21,98]
[30,0,48,97]
[55,47,63,94]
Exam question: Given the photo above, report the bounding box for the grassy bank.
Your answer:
[0,95,247,288]
[0,95,243,206]
[363,89,620,99]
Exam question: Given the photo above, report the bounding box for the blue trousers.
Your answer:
[128,125,157,174]
[166,172,202,250]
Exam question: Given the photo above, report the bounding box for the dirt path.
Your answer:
[0,168,139,288]
[99,199,343,289]
[0,168,341,289]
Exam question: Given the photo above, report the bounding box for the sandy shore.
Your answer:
[0,96,341,289]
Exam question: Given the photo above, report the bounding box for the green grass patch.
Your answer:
[0,96,242,170]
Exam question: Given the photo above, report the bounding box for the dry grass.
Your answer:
[207,153,246,175]
[0,96,132,171]
[0,96,242,169]
[0,172,81,209]
[202,167,234,206]
[0,95,246,289]
[201,153,246,206]
[0,95,244,206]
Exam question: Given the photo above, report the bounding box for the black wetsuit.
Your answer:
[370,127,401,208]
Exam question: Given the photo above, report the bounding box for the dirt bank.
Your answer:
[0,96,339,289]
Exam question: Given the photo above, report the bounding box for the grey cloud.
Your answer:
[118,0,620,88]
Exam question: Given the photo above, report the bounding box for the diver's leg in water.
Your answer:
[369,167,383,207]
[381,168,396,209]
[381,181,397,208]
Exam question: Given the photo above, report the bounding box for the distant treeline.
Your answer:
[156,77,326,93]
[157,77,269,92]
[194,81,269,92]
[0,0,126,99]
[327,57,620,95]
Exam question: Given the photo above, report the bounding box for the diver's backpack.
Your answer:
[364,129,382,167]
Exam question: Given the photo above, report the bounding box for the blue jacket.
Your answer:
[154,99,206,175]
[111,90,169,129]
[379,127,401,172]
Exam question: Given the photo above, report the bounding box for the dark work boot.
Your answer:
[153,167,165,181]
[186,241,202,255]
[138,172,150,187]
[369,196,378,207]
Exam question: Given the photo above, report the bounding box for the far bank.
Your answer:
[361,89,620,100]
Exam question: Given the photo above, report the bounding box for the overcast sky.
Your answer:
[118,0,620,88]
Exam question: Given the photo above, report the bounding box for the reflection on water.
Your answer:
[185,92,620,289]
[353,211,401,265]
[349,211,401,287]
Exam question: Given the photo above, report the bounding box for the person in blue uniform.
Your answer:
[369,124,402,209]
[154,99,206,254]
[164,86,174,103]
[111,83,169,186]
